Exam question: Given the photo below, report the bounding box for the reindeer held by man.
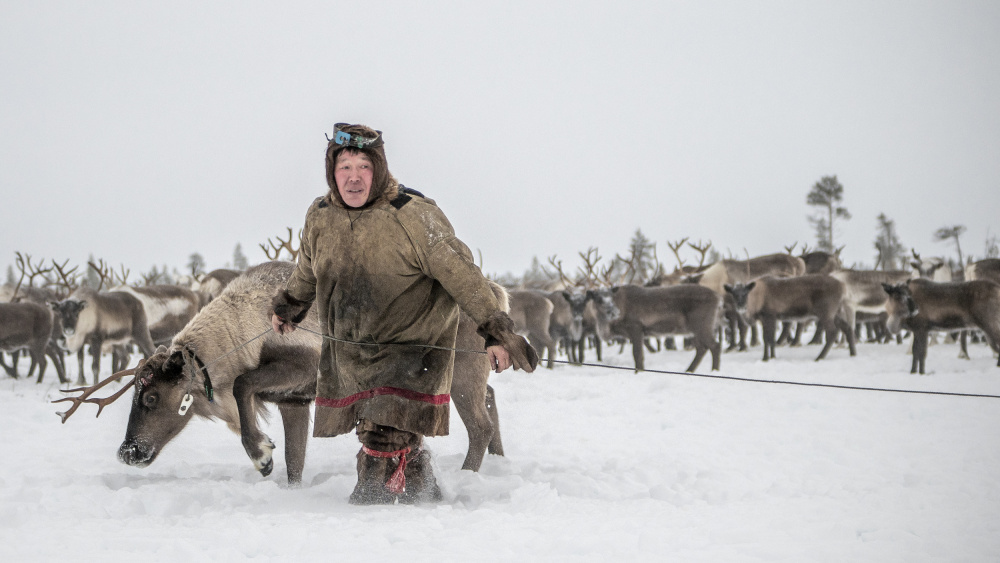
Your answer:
[56,261,508,483]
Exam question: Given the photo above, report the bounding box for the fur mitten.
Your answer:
[271,289,313,324]
[476,311,539,372]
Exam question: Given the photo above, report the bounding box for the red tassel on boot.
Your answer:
[361,446,411,495]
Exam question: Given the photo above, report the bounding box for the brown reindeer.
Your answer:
[0,302,55,381]
[547,290,586,364]
[574,287,620,363]
[693,252,806,351]
[608,284,722,373]
[50,287,156,384]
[882,279,1000,374]
[58,261,505,483]
[724,275,856,362]
[800,248,843,275]
[830,269,914,341]
[192,268,243,307]
[966,259,1000,284]
[112,285,201,346]
[508,290,557,368]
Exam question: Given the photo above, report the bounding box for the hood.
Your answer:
[324,123,398,208]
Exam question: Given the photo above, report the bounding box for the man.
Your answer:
[270,123,537,504]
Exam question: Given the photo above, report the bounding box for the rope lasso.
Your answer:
[286,324,1000,400]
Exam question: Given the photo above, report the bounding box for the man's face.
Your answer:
[334,150,374,208]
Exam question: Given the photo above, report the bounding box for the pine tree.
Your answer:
[233,243,249,270]
[84,253,101,288]
[5,265,14,286]
[624,228,657,285]
[187,253,206,278]
[873,213,906,270]
[985,231,999,259]
[806,175,851,252]
[934,225,966,267]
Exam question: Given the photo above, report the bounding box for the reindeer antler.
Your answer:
[688,240,713,270]
[52,361,144,423]
[11,252,54,302]
[546,255,576,289]
[576,247,603,289]
[667,238,690,269]
[113,264,131,287]
[88,259,114,291]
[49,259,79,299]
[260,227,301,262]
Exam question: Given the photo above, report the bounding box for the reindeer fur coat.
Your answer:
[273,179,524,439]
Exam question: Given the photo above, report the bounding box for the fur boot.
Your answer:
[349,420,440,505]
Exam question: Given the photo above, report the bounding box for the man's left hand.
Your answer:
[486,345,512,373]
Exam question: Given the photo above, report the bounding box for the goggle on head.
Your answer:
[326,123,383,149]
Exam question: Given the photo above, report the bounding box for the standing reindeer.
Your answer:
[50,286,156,385]
[608,284,722,373]
[0,302,54,381]
[725,275,856,362]
[882,279,1000,374]
[508,290,556,368]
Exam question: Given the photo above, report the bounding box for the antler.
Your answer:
[88,259,114,291]
[688,240,713,270]
[546,255,576,289]
[11,252,54,302]
[49,259,79,299]
[667,238,690,269]
[260,227,301,262]
[576,247,603,289]
[784,242,797,255]
[52,362,143,423]
[113,264,131,287]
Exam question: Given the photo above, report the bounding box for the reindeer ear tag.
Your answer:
[178,393,194,416]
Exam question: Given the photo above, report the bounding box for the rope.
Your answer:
[290,324,1000,400]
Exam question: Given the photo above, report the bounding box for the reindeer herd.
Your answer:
[506,243,1000,377]
[2,241,999,486]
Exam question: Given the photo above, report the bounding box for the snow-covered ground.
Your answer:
[2,337,999,562]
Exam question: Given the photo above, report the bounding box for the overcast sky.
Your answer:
[2,1,998,283]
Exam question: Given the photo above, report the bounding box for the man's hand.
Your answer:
[271,313,297,335]
[486,345,512,373]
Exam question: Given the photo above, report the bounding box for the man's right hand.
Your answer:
[271,313,297,335]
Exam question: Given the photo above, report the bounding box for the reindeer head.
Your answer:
[118,346,199,468]
[881,282,918,334]
[49,299,87,338]
[723,282,756,313]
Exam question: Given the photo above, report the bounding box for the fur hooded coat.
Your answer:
[273,125,533,438]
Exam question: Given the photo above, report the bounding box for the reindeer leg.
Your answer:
[484,385,504,456]
[912,330,928,374]
[815,322,836,361]
[835,317,857,357]
[761,318,776,361]
[629,327,645,372]
[75,349,86,385]
[958,330,969,360]
[0,353,18,378]
[90,343,102,384]
[450,350,494,471]
[32,347,47,383]
[277,401,310,485]
[233,349,317,482]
